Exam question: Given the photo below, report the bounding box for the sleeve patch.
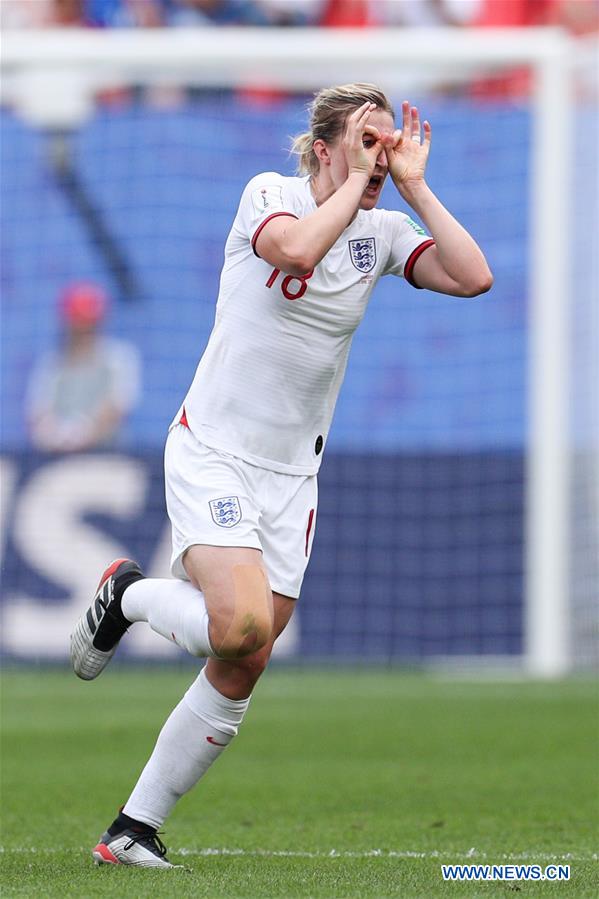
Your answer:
[251,184,284,214]
[404,215,426,235]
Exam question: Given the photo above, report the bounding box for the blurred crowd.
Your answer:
[2,0,598,32]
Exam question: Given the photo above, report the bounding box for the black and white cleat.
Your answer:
[93,824,179,868]
[70,558,143,681]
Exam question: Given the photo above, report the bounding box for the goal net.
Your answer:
[1,27,596,674]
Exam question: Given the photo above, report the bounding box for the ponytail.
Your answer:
[290,131,317,176]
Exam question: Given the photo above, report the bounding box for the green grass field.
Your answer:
[1,667,597,897]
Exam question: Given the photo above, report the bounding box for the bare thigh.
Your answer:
[183,544,275,660]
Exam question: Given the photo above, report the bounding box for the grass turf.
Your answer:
[1,667,597,897]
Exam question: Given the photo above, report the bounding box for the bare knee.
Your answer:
[209,564,273,660]
[206,645,272,698]
[214,610,272,660]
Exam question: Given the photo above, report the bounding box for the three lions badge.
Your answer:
[209,496,242,528]
[348,238,376,273]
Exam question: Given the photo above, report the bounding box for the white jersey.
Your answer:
[178,172,434,475]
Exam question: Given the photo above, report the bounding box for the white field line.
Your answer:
[0,846,596,862]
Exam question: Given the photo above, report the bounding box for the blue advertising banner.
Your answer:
[1,451,523,663]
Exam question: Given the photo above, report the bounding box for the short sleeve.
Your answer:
[235,172,299,257]
[381,211,435,289]
[105,339,142,413]
[25,353,59,418]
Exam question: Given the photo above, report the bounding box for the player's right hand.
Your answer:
[343,102,384,180]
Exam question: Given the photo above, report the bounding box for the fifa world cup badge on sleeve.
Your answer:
[209,496,242,528]
[348,238,376,273]
[252,185,284,213]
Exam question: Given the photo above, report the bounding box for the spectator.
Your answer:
[162,0,271,26]
[26,282,141,452]
[86,0,164,27]
[471,0,598,97]
[475,0,598,32]
[0,0,74,28]
[255,0,324,25]
[374,0,481,27]
[318,0,372,26]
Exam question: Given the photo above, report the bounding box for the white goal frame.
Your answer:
[1,26,585,677]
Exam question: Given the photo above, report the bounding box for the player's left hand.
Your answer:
[385,101,431,191]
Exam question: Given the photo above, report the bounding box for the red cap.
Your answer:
[59,282,108,324]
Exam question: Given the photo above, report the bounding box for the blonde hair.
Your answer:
[291,83,395,177]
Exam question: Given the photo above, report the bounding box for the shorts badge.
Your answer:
[209,496,242,528]
[348,237,376,273]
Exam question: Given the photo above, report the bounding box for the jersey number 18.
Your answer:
[266,268,314,301]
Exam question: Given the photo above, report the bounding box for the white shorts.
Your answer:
[164,423,318,599]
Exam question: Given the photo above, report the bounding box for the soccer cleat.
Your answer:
[70,558,143,681]
[92,825,177,868]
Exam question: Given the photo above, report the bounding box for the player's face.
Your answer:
[331,108,395,209]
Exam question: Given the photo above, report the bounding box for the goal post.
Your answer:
[1,26,595,676]
[525,46,572,678]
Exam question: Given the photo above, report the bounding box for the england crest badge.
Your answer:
[209,496,242,528]
[348,238,376,273]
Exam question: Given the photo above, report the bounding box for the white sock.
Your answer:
[122,578,213,657]
[123,668,250,829]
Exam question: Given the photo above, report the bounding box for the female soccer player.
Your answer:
[71,83,492,867]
